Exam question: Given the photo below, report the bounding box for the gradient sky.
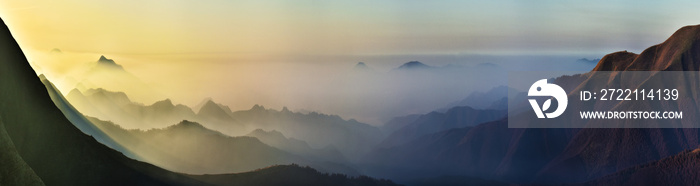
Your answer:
[1,0,699,56]
[1,0,699,125]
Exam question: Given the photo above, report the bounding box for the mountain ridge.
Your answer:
[0,17,396,186]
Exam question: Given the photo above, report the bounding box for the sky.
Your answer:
[0,0,699,125]
[2,0,699,56]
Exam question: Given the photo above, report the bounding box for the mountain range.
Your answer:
[44,76,357,175]
[0,17,396,186]
[66,89,384,160]
[5,13,700,186]
[67,54,164,103]
[87,118,356,175]
[362,23,700,185]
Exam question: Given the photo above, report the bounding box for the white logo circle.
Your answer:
[528,79,567,118]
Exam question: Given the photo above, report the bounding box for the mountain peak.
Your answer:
[67,88,84,97]
[397,61,431,70]
[354,62,370,70]
[152,99,174,108]
[577,58,601,63]
[197,99,232,120]
[96,55,123,69]
[171,120,206,130]
[251,104,266,111]
[592,51,638,71]
[593,24,700,71]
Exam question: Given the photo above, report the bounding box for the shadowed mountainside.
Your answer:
[593,24,700,71]
[580,148,700,186]
[378,106,506,148]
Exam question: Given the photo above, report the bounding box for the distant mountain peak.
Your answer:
[67,88,84,97]
[397,61,431,70]
[576,58,601,63]
[152,99,174,107]
[197,99,232,120]
[193,97,214,111]
[50,48,62,53]
[354,62,370,70]
[251,104,266,111]
[171,120,207,130]
[96,55,123,69]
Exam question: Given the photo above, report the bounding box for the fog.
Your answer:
[31,50,598,125]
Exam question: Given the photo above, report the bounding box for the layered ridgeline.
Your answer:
[67,88,384,160]
[85,117,356,175]
[0,17,396,186]
[362,24,700,185]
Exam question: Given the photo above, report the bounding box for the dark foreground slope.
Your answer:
[0,120,43,185]
[0,18,396,186]
[188,164,395,186]
[0,17,207,186]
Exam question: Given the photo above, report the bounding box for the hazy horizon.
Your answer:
[28,50,602,125]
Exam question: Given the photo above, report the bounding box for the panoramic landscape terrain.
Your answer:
[2,1,700,186]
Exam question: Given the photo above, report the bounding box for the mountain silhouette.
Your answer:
[576,58,601,64]
[69,54,165,104]
[395,61,432,70]
[0,17,396,186]
[187,164,396,186]
[197,99,234,121]
[67,88,198,129]
[50,48,62,53]
[89,118,302,174]
[226,106,384,160]
[354,62,371,70]
[97,55,124,69]
[66,87,383,160]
